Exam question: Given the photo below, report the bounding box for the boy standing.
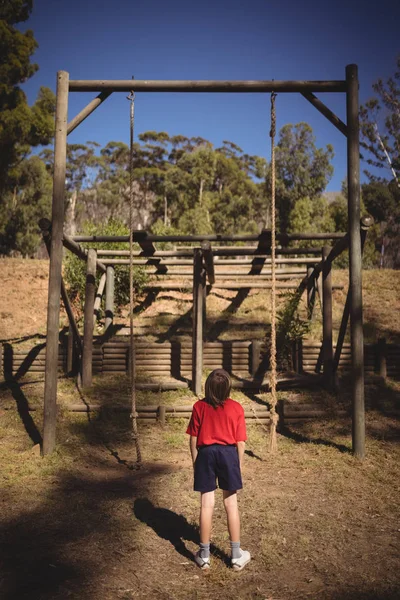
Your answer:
[186,369,251,571]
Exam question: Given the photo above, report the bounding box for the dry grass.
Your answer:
[1,375,400,599]
[1,260,400,598]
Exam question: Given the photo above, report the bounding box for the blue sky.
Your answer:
[22,0,399,190]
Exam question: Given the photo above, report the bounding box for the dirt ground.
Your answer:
[1,376,400,600]
[1,259,400,599]
[2,259,400,344]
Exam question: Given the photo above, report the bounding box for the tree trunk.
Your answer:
[199,179,204,205]
[164,195,168,226]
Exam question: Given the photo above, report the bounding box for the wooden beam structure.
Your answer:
[67,90,112,135]
[346,65,364,459]
[322,246,333,388]
[72,232,345,243]
[41,65,364,458]
[69,79,347,93]
[104,266,114,331]
[93,272,106,327]
[42,71,69,457]
[201,241,215,285]
[82,249,97,387]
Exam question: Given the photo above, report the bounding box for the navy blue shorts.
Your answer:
[194,444,243,493]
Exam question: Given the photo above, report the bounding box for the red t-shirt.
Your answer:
[186,398,247,447]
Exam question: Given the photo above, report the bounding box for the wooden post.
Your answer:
[158,405,166,425]
[192,248,204,395]
[201,241,215,284]
[93,272,106,327]
[42,71,69,456]
[322,246,333,388]
[316,270,323,313]
[82,249,97,388]
[347,64,365,458]
[105,266,115,331]
[307,266,316,320]
[67,323,74,374]
[377,338,387,381]
[251,340,262,377]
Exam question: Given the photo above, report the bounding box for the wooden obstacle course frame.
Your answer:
[42,66,365,457]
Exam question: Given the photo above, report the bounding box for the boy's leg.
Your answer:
[200,490,215,543]
[223,489,251,569]
[222,490,240,542]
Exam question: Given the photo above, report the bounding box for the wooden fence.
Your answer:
[1,338,399,381]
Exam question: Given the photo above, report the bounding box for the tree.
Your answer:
[0,155,52,255]
[0,1,55,191]
[287,196,334,236]
[269,123,334,233]
[360,56,400,183]
[0,0,55,254]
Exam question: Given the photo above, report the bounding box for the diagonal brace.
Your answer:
[302,92,348,137]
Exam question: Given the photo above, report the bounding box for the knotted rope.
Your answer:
[269,92,278,453]
[127,91,142,468]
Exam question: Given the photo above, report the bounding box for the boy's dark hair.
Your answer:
[204,369,231,408]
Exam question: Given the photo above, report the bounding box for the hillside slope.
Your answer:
[1,258,399,344]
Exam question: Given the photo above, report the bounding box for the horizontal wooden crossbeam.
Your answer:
[69,79,347,93]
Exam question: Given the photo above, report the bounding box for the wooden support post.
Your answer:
[93,272,106,327]
[347,64,365,459]
[39,218,83,356]
[316,270,323,312]
[292,340,302,373]
[307,266,316,320]
[251,340,262,377]
[42,71,69,456]
[333,291,350,373]
[105,266,115,331]
[82,249,97,388]
[333,217,372,375]
[322,246,333,388]
[158,405,166,425]
[201,241,215,285]
[377,338,387,381]
[192,248,204,395]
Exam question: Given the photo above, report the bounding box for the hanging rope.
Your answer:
[269,91,278,453]
[127,91,142,468]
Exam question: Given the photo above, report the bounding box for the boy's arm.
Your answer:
[237,440,245,470]
[189,435,198,466]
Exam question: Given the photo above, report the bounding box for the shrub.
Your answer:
[64,219,148,314]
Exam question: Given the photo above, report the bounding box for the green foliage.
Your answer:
[0,3,55,190]
[275,289,310,369]
[0,155,52,255]
[0,0,55,254]
[64,220,148,312]
[288,196,334,238]
[270,123,334,232]
[150,219,179,249]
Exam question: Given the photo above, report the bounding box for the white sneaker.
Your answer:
[194,550,210,569]
[231,549,251,571]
